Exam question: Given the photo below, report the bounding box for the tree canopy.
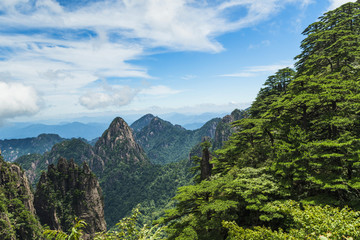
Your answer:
[161,1,360,239]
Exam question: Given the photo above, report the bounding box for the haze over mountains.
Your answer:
[0,112,228,141]
[5,110,243,230]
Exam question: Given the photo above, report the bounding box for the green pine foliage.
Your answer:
[0,156,43,239]
[44,206,165,240]
[43,218,87,240]
[161,167,285,239]
[4,2,360,239]
[95,205,165,240]
[224,200,360,240]
[161,2,360,239]
[269,1,360,205]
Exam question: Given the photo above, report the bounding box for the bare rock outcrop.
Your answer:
[34,157,106,238]
[94,117,148,167]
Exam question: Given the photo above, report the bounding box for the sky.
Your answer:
[0,0,356,125]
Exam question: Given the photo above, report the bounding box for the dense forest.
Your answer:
[159,2,360,239]
[1,1,360,239]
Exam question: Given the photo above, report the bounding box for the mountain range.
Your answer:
[9,109,244,229]
[0,122,108,140]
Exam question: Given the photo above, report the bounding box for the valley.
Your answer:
[0,110,241,237]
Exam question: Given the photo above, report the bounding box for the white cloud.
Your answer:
[327,0,356,10]
[0,0,313,118]
[0,0,315,52]
[0,82,42,123]
[181,75,197,80]
[140,85,181,96]
[79,85,138,110]
[220,63,294,78]
[220,72,257,78]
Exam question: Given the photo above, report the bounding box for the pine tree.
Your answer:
[271,1,360,206]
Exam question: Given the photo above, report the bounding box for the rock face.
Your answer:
[34,158,106,238]
[0,160,35,214]
[212,109,248,150]
[94,117,148,168]
[0,156,42,239]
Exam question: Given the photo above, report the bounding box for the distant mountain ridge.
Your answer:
[0,134,64,162]
[15,117,192,227]
[130,114,155,132]
[132,116,221,164]
[0,122,108,140]
[13,110,245,228]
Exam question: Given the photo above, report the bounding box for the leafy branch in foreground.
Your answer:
[224,200,360,240]
[43,207,165,240]
[43,218,87,240]
[95,205,165,240]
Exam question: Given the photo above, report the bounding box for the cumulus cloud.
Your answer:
[0,82,42,123]
[79,85,138,110]
[0,0,314,117]
[327,0,356,10]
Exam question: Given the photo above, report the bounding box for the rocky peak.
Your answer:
[195,118,221,139]
[97,117,136,149]
[148,117,182,134]
[94,117,148,166]
[34,158,106,238]
[130,114,155,132]
[212,109,248,150]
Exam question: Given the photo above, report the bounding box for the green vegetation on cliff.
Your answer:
[0,156,42,239]
[0,134,64,162]
[133,117,220,165]
[34,157,106,236]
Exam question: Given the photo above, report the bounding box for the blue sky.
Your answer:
[0,0,356,125]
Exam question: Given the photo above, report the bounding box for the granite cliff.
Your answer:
[0,156,42,239]
[34,157,106,238]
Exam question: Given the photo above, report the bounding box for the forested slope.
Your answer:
[161,2,360,239]
[133,116,221,164]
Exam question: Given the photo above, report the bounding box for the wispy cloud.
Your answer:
[0,0,313,121]
[181,75,197,80]
[249,40,271,49]
[140,85,182,96]
[327,0,356,11]
[219,63,294,78]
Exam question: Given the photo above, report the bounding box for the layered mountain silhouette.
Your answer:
[10,110,245,228]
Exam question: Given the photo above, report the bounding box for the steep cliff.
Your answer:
[15,138,102,187]
[212,109,248,150]
[34,158,106,237]
[94,117,148,169]
[0,156,42,239]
